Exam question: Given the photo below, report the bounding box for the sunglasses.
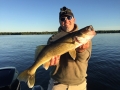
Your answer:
[60,16,73,21]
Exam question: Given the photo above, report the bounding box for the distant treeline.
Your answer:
[96,30,120,33]
[0,30,120,35]
[0,31,58,35]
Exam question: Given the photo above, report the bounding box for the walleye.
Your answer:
[17,25,96,88]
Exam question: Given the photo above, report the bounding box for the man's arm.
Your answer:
[76,41,92,61]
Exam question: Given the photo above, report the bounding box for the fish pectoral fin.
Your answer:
[27,74,35,88]
[72,36,80,44]
[35,45,46,60]
[69,49,76,60]
[43,61,50,70]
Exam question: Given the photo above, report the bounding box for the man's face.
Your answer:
[59,15,75,32]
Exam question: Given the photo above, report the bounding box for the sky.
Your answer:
[0,0,120,32]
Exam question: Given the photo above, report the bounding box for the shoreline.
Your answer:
[0,30,120,35]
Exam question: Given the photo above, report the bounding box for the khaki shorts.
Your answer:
[47,78,87,90]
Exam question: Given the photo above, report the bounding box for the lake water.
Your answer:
[0,33,120,90]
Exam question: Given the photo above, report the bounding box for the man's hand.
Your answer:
[49,55,60,66]
[76,41,90,53]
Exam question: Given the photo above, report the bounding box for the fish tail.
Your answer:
[27,73,35,88]
[17,69,35,88]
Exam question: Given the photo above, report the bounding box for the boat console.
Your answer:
[0,67,43,90]
[0,67,20,90]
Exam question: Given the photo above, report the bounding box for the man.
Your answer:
[47,6,92,90]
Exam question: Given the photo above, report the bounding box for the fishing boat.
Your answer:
[0,67,43,90]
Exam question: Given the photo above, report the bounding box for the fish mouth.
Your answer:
[74,26,96,44]
[80,25,96,36]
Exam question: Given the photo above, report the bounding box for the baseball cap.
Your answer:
[59,6,74,18]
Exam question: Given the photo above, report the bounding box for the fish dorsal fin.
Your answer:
[35,45,46,60]
[69,49,76,60]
